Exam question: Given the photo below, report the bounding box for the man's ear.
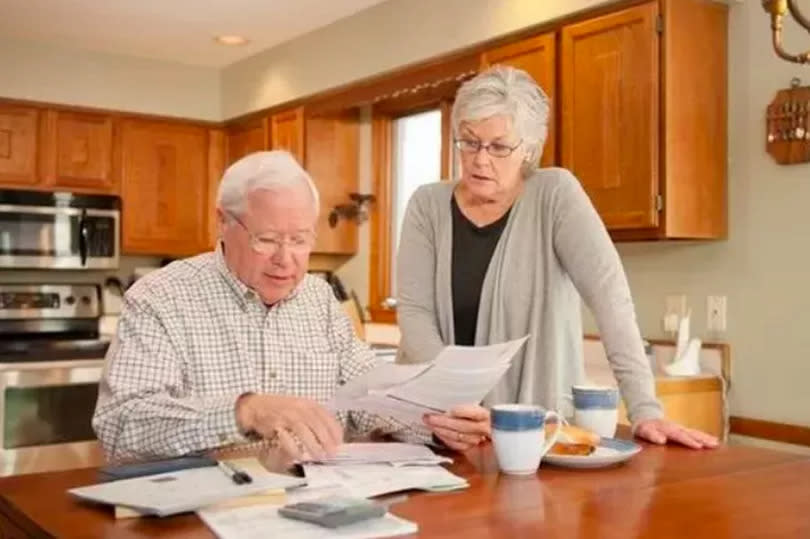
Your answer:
[215,207,228,240]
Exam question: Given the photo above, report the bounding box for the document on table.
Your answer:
[301,463,468,499]
[68,462,306,517]
[331,336,528,425]
[198,504,417,539]
[302,443,450,466]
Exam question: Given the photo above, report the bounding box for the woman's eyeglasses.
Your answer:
[454,138,523,158]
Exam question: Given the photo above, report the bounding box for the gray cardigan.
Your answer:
[395,168,663,423]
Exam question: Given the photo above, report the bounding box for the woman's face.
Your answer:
[457,114,527,201]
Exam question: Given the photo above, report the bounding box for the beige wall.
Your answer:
[221,0,611,118]
[223,0,810,428]
[0,36,220,120]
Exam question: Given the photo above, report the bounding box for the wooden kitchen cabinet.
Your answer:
[561,3,660,231]
[561,0,727,239]
[306,112,359,254]
[481,33,557,167]
[120,119,209,257]
[270,106,305,164]
[40,110,118,194]
[0,104,40,188]
[619,377,725,439]
[207,128,226,250]
[226,115,268,166]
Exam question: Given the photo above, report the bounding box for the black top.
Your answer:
[451,195,511,346]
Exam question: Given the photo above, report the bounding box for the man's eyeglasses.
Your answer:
[454,138,523,158]
[228,213,315,255]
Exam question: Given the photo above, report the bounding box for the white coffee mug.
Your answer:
[572,385,619,439]
[491,404,561,475]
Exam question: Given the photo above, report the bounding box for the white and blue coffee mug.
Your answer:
[572,385,620,438]
[491,404,561,475]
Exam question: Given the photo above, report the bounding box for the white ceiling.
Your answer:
[0,0,391,67]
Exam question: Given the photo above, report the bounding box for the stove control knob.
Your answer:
[65,296,76,306]
[81,296,92,305]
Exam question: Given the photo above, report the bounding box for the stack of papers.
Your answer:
[198,504,417,539]
[68,463,306,517]
[304,443,451,466]
[331,336,528,425]
[302,463,468,498]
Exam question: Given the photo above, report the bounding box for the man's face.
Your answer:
[219,186,317,305]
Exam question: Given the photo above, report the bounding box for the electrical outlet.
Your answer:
[665,295,688,318]
[663,313,680,333]
[663,295,687,333]
[707,295,727,333]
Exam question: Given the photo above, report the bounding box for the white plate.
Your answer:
[542,438,642,469]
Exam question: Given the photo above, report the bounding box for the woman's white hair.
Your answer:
[452,65,551,176]
[216,150,320,217]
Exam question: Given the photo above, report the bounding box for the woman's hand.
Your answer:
[423,404,491,451]
[634,418,719,449]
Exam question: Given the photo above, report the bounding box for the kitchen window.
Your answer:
[368,101,455,323]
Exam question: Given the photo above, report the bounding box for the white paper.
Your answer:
[675,312,691,360]
[301,463,467,499]
[333,362,432,402]
[665,313,702,376]
[331,336,528,424]
[303,443,450,466]
[198,504,417,539]
[665,337,702,376]
[68,463,305,517]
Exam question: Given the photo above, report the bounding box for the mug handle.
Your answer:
[540,411,562,457]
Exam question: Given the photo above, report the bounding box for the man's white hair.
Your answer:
[452,65,551,176]
[216,150,320,217]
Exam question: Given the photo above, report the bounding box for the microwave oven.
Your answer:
[0,189,120,270]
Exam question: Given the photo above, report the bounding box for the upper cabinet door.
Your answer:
[120,119,208,256]
[270,107,305,164]
[226,117,268,166]
[481,33,557,167]
[41,110,117,194]
[306,112,359,254]
[0,104,40,188]
[561,3,660,230]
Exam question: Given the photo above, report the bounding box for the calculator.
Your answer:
[278,496,386,528]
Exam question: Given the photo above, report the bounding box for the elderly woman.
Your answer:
[400,66,718,451]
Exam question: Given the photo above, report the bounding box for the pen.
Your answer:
[217,460,253,485]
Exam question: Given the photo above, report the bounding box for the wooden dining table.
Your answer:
[1,435,808,538]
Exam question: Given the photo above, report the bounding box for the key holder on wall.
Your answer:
[766,77,810,165]
[328,193,376,228]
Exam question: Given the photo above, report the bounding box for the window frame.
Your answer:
[368,99,454,323]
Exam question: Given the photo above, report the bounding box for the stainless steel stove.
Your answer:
[0,284,108,476]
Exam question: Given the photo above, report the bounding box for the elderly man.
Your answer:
[93,151,489,463]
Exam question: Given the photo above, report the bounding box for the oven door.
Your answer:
[0,204,119,269]
[0,359,105,476]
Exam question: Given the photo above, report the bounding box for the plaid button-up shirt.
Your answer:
[93,248,415,462]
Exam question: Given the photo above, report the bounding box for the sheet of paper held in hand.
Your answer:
[329,336,528,425]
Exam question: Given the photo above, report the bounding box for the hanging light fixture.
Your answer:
[763,0,810,64]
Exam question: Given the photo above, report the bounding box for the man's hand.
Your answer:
[634,417,719,449]
[423,404,491,452]
[236,393,343,460]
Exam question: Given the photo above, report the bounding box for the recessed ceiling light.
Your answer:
[214,35,250,46]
